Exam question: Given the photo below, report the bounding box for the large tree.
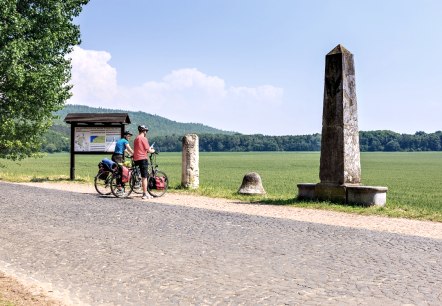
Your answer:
[0,0,89,160]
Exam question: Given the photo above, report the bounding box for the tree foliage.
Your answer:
[0,0,89,160]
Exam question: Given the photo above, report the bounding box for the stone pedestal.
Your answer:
[296,44,388,207]
[297,183,316,200]
[181,134,199,189]
[298,183,387,206]
[315,183,347,203]
[347,186,388,206]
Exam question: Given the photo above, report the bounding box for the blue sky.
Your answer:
[70,0,442,135]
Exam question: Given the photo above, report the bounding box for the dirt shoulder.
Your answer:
[0,270,62,306]
[1,181,442,305]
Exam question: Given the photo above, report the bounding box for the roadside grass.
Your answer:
[0,299,14,306]
[1,152,441,222]
[0,291,15,306]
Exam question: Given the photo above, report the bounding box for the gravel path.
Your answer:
[19,181,442,240]
[0,181,441,305]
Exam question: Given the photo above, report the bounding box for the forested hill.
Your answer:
[54,104,235,137]
[42,105,442,153]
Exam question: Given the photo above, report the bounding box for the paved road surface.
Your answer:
[0,182,441,305]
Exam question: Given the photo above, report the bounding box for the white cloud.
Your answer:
[162,68,227,95]
[230,85,283,103]
[68,46,285,134]
[68,46,118,104]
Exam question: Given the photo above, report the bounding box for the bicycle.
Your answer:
[109,158,133,198]
[109,155,145,198]
[108,144,169,198]
[94,159,117,195]
[128,156,143,195]
[146,150,169,197]
[127,145,169,197]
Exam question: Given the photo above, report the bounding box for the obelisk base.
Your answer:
[297,183,387,207]
[315,183,347,203]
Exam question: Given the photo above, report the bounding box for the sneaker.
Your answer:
[141,193,153,200]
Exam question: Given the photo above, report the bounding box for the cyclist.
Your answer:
[112,131,134,163]
[133,125,155,200]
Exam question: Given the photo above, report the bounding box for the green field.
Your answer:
[1,152,441,221]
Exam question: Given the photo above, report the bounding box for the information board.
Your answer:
[74,127,120,152]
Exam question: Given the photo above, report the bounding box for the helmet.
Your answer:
[138,125,149,132]
[124,131,133,136]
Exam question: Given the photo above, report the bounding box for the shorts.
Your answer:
[134,159,149,178]
[112,154,124,164]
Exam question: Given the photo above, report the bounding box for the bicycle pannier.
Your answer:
[121,166,131,183]
[97,161,112,180]
[101,158,117,171]
[155,176,166,190]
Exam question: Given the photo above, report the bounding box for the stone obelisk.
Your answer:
[297,44,387,206]
[316,44,361,201]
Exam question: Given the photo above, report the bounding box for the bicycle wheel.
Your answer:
[130,168,143,194]
[94,171,112,195]
[110,174,132,198]
[147,170,168,197]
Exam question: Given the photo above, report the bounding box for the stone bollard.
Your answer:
[181,134,199,189]
[238,172,266,195]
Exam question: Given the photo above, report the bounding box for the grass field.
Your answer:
[1,152,441,221]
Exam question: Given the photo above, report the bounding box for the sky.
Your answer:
[70,0,442,136]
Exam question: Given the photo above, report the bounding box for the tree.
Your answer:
[427,134,441,151]
[0,0,89,160]
[385,140,401,152]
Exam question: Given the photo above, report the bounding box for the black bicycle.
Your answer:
[127,150,169,197]
[107,146,168,198]
[94,160,115,195]
[145,151,168,197]
[109,160,133,198]
[129,157,143,195]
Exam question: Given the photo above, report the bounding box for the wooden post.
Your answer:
[70,124,76,180]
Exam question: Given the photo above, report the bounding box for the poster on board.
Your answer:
[74,127,121,152]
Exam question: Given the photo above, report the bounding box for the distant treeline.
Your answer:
[153,133,322,152]
[153,130,442,152]
[359,130,442,152]
[42,129,442,153]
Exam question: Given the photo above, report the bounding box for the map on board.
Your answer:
[74,127,121,152]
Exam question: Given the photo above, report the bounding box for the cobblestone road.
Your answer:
[0,182,441,305]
